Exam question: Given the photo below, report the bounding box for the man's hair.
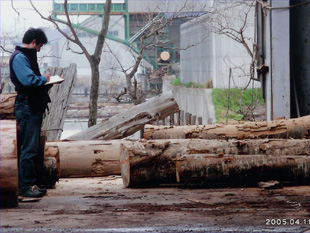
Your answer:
[22,28,48,45]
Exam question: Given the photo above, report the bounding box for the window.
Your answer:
[108,31,119,37]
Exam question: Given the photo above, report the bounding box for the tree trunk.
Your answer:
[45,140,134,178]
[0,120,18,207]
[144,115,310,140]
[119,139,309,188]
[88,63,99,127]
[88,0,111,127]
[42,64,77,141]
[176,154,309,187]
[68,91,179,140]
[0,93,17,119]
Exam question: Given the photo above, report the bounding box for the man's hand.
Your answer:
[43,71,51,82]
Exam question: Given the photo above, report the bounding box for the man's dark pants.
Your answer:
[15,95,43,193]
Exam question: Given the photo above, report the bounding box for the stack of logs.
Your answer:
[120,116,310,187]
[43,115,310,188]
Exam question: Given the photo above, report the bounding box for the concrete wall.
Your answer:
[163,81,216,125]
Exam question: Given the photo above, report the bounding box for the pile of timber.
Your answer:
[120,115,310,188]
[44,115,310,188]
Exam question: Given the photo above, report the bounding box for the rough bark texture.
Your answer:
[144,115,310,140]
[119,139,310,188]
[45,140,134,178]
[42,64,77,141]
[176,154,309,187]
[0,93,17,119]
[44,145,60,177]
[68,91,179,140]
[39,157,59,188]
[35,130,59,188]
[0,120,18,207]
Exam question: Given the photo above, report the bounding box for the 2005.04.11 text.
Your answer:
[266,219,310,226]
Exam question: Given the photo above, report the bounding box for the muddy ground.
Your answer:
[1,177,309,233]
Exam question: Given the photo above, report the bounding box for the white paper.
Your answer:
[45,75,64,85]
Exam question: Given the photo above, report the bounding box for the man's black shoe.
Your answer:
[33,185,47,195]
[20,186,44,198]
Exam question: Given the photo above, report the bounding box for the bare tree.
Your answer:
[28,0,112,127]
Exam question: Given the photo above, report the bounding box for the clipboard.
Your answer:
[45,75,64,85]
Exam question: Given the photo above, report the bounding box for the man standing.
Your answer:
[10,28,51,198]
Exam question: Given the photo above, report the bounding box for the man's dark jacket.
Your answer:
[9,46,50,113]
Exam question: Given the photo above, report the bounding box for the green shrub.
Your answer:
[185,82,195,88]
[212,88,265,123]
[170,76,182,86]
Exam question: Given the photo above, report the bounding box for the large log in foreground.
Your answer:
[0,93,17,120]
[176,154,309,187]
[46,140,134,178]
[67,91,179,140]
[119,139,310,188]
[144,115,310,140]
[0,120,18,207]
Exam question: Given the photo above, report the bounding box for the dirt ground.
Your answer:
[1,177,310,233]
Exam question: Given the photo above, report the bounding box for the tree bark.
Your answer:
[45,140,134,178]
[0,93,17,120]
[39,157,59,188]
[119,139,309,188]
[44,145,60,177]
[0,120,18,207]
[176,154,309,187]
[35,130,59,188]
[144,115,310,140]
[68,91,179,140]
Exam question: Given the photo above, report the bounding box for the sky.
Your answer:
[0,0,124,36]
[0,0,54,35]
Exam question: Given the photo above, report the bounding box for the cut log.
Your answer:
[144,115,310,140]
[0,120,18,207]
[120,140,177,188]
[39,157,59,188]
[42,64,77,141]
[45,140,135,178]
[0,93,17,120]
[35,130,59,188]
[175,154,309,187]
[119,139,310,187]
[67,91,179,140]
[44,145,60,177]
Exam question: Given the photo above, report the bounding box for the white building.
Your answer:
[180,1,260,89]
